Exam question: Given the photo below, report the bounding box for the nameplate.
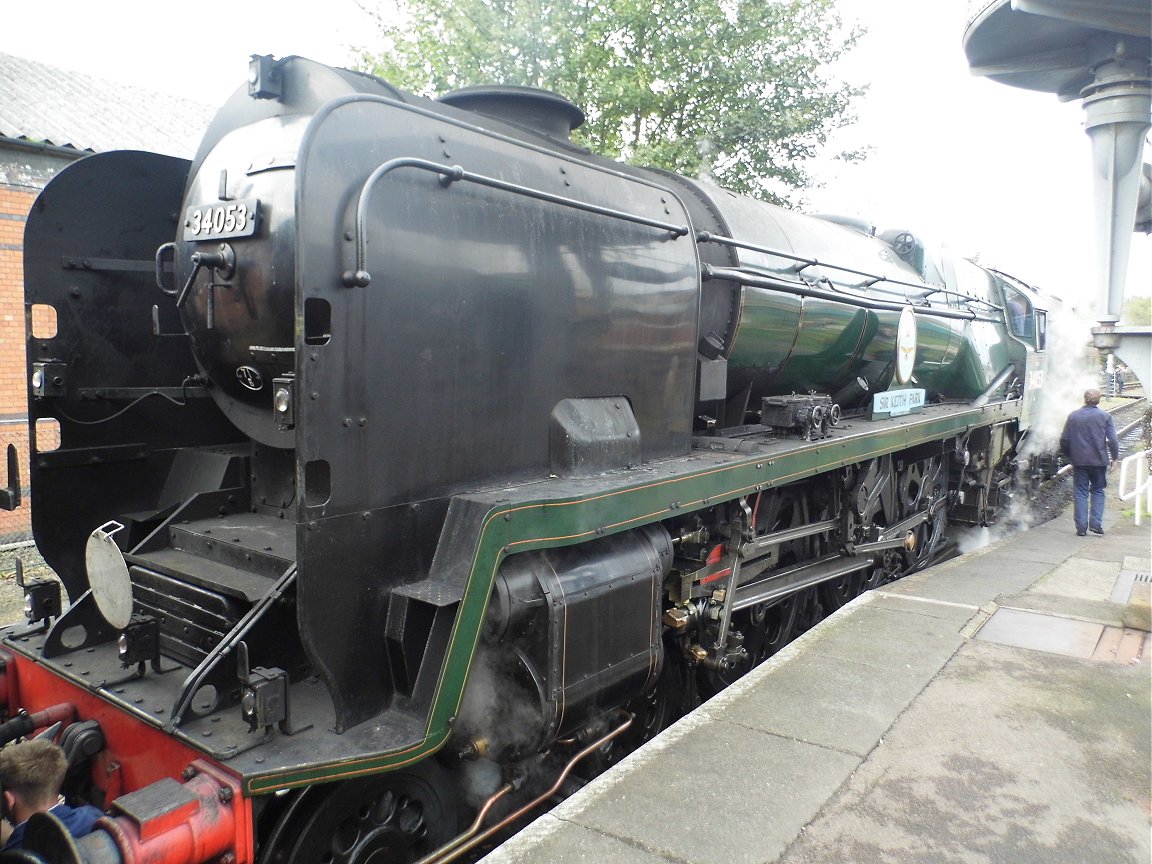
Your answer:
[870,388,925,419]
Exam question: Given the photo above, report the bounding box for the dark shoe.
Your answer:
[1076,530,1087,536]
[1090,527,1104,535]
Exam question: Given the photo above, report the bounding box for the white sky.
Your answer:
[3,0,1149,311]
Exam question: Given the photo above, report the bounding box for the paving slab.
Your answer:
[1121,555,1151,573]
[867,591,980,622]
[1032,558,1121,602]
[714,651,934,757]
[974,607,1104,658]
[1124,581,1152,631]
[1074,533,1152,564]
[700,593,980,761]
[800,605,965,677]
[775,641,1151,864]
[1109,558,1151,604]
[481,814,674,864]
[1090,627,1150,664]
[553,717,860,864]
[995,591,1127,627]
[877,555,1053,607]
[988,528,1092,564]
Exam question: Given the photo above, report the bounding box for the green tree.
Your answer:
[1121,295,1151,326]
[356,0,863,204]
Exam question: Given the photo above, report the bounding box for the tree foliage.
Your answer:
[356,0,863,204]
[1121,295,1151,326]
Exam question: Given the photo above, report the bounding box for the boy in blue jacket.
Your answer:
[0,739,103,851]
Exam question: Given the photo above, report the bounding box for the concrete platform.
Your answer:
[480,490,1151,864]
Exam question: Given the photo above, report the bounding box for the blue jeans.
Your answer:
[1073,465,1107,533]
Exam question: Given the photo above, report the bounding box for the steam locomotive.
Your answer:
[1,55,1050,864]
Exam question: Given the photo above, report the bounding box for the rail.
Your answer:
[1053,404,1144,478]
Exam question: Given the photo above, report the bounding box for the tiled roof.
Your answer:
[0,52,215,158]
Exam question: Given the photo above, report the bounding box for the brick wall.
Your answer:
[0,181,35,543]
[1,185,35,417]
[1,149,74,545]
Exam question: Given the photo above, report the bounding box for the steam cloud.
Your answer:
[1018,305,1100,458]
[456,649,546,770]
[954,304,1100,553]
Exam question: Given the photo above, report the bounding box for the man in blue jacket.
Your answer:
[1059,388,1120,536]
[0,739,103,851]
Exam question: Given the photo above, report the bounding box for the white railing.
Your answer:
[1117,449,1152,526]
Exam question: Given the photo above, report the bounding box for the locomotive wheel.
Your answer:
[586,686,668,775]
[897,456,948,574]
[906,506,947,573]
[878,550,908,584]
[698,593,801,698]
[792,587,825,635]
[758,490,812,562]
[818,572,863,611]
[752,595,799,661]
[0,851,46,863]
[257,767,456,864]
[858,562,890,593]
[583,653,686,776]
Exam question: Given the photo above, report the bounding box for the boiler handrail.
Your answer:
[347,157,690,287]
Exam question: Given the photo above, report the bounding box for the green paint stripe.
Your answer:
[426,402,1021,731]
[243,727,451,794]
[241,401,1019,793]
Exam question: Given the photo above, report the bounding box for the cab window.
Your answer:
[1003,285,1035,341]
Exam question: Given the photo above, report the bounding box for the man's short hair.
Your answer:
[0,740,67,808]
[1084,389,1102,406]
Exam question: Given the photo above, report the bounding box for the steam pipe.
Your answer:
[418,711,634,864]
[0,702,76,747]
[970,364,1017,408]
[413,783,514,864]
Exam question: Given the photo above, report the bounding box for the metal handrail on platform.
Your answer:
[1118,449,1152,526]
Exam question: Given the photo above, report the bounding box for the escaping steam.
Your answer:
[455,648,545,790]
[1018,305,1100,459]
[955,304,1099,553]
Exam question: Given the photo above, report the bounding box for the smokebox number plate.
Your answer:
[184,198,260,241]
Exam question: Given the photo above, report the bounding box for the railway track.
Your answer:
[1032,396,1149,498]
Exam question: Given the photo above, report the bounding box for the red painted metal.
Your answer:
[21,701,77,732]
[0,651,255,863]
[91,761,251,864]
[1,651,207,792]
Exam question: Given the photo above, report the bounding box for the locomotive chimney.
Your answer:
[439,85,585,141]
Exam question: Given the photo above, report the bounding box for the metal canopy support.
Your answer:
[963,1,1152,381]
[1082,48,1151,323]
